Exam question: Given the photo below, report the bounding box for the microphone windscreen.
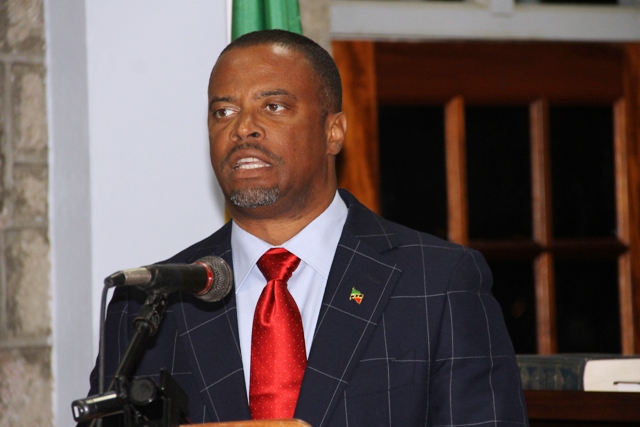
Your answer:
[196,256,233,302]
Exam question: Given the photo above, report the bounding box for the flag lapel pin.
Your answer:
[349,287,364,304]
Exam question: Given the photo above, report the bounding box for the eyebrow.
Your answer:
[257,89,297,101]
[209,96,234,110]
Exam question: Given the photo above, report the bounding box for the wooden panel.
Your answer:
[332,40,380,213]
[525,390,640,423]
[530,99,556,354]
[530,100,552,247]
[185,421,311,427]
[445,96,468,245]
[621,44,640,353]
[534,254,556,355]
[375,42,623,105]
[614,99,634,355]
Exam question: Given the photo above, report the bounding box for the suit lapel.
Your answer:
[168,192,401,424]
[172,223,251,422]
[295,191,403,427]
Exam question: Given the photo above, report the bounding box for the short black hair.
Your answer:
[220,29,342,114]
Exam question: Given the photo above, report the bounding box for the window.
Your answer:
[333,40,640,354]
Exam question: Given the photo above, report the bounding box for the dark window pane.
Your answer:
[490,260,537,354]
[467,106,532,240]
[550,105,615,239]
[379,105,447,238]
[556,259,620,353]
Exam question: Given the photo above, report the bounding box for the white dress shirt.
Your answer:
[231,191,349,396]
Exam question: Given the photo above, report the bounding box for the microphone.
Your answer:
[104,256,233,302]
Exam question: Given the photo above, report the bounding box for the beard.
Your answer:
[229,187,279,208]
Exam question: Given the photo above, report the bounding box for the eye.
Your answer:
[265,103,285,113]
[212,108,234,118]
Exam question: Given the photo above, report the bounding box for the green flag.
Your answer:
[232,0,303,40]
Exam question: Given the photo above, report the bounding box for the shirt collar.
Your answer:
[231,191,348,292]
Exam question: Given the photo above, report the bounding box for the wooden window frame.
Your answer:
[333,40,640,354]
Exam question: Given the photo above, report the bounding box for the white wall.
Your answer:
[47,1,229,425]
[331,1,640,41]
[84,0,228,347]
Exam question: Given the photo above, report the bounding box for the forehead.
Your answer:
[208,44,320,97]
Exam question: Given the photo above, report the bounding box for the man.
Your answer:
[87,30,528,426]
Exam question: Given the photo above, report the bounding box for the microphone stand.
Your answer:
[108,291,167,391]
[76,291,188,427]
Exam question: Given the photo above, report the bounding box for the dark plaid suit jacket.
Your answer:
[89,189,528,426]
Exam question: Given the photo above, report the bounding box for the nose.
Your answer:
[231,110,262,142]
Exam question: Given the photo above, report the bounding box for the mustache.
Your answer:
[221,143,283,168]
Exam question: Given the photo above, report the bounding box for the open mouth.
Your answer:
[234,157,272,170]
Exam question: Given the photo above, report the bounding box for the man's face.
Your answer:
[207,44,344,219]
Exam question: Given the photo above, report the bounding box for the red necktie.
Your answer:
[250,248,306,419]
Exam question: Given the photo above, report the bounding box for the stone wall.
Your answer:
[0,0,52,425]
[299,0,331,53]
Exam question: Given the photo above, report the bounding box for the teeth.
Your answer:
[238,163,265,169]
[235,157,270,170]
[237,157,260,164]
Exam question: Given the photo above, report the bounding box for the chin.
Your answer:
[229,187,280,209]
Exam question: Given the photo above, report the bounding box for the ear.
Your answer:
[325,112,347,156]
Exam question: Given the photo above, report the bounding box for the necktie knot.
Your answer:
[257,247,301,283]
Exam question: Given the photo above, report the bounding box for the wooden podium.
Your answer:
[183,420,311,427]
[525,390,640,426]
[182,393,640,426]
